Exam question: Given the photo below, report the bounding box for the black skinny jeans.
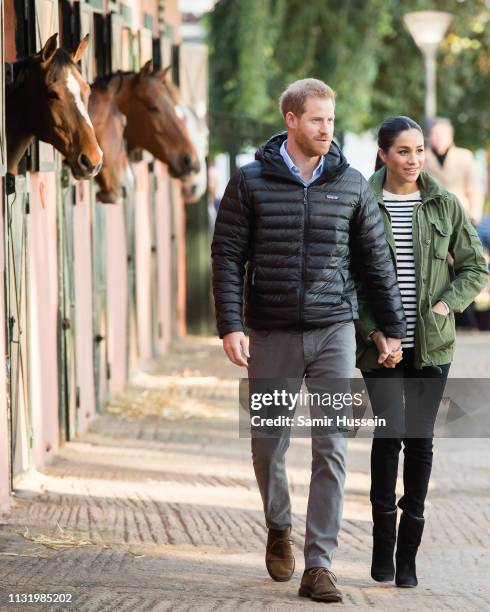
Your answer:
[363,349,450,518]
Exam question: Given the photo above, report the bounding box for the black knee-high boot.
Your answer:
[371,509,397,582]
[395,512,425,587]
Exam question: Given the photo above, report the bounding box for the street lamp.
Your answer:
[403,10,454,124]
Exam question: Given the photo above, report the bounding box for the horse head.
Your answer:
[117,62,200,178]
[7,33,103,179]
[89,77,129,203]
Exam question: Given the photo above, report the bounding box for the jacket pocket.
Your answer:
[339,269,350,303]
[425,307,455,353]
[431,220,451,260]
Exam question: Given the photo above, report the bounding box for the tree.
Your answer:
[208,0,283,156]
[208,0,389,151]
[208,0,490,156]
[438,4,490,150]
[271,0,390,134]
[371,0,490,151]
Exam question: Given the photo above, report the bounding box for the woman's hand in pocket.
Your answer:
[432,301,449,316]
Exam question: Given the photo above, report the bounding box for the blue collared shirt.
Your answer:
[279,139,324,186]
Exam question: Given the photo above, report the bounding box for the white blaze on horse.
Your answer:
[181,102,209,203]
[6,33,103,179]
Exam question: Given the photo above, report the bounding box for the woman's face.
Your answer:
[379,128,425,186]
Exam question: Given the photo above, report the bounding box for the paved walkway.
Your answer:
[0,334,489,611]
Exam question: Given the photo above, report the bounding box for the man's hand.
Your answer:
[372,331,402,366]
[383,347,403,368]
[372,331,389,364]
[386,336,402,354]
[223,331,250,367]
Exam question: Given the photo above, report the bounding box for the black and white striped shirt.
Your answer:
[383,189,421,349]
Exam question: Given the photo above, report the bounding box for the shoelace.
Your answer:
[267,533,293,554]
[306,567,337,584]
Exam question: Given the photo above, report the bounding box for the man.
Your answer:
[425,117,484,226]
[211,79,406,603]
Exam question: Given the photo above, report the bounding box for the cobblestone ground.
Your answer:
[0,334,489,611]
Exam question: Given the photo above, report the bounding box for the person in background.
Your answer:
[425,117,484,226]
[356,115,488,590]
[425,117,486,328]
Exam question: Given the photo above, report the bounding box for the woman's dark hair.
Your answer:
[375,115,423,171]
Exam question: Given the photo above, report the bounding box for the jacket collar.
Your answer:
[369,166,446,205]
[256,131,349,184]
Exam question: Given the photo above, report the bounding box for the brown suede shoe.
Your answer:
[265,527,295,581]
[298,567,343,603]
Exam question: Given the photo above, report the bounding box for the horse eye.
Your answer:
[147,105,159,113]
[48,90,60,100]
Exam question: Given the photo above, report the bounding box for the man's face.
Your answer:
[286,96,335,157]
[429,122,453,155]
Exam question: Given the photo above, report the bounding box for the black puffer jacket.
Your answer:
[212,132,406,339]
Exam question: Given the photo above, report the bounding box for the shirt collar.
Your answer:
[279,139,324,185]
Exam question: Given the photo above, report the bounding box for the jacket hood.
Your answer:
[369,166,449,203]
[255,131,349,183]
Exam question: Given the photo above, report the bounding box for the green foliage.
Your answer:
[208,0,490,154]
[271,0,389,133]
[208,0,282,152]
[371,0,490,149]
[438,2,490,148]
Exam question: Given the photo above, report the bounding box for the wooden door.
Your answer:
[0,0,6,176]
[75,0,110,410]
[148,163,160,355]
[91,198,109,410]
[4,174,32,481]
[111,9,138,373]
[31,0,58,171]
[57,169,79,438]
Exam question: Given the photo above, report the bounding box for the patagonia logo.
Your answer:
[326,193,339,200]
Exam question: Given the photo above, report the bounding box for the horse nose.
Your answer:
[78,153,96,173]
[182,154,193,173]
[182,154,200,174]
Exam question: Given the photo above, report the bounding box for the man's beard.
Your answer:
[296,132,331,157]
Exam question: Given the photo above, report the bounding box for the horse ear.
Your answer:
[39,33,58,65]
[71,34,90,63]
[154,65,172,83]
[106,75,122,96]
[139,60,153,80]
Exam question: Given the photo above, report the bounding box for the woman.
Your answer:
[355,116,488,588]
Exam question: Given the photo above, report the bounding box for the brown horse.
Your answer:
[89,78,129,203]
[92,62,200,179]
[6,33,103,179]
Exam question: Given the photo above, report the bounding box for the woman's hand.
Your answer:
[432,301,449,316]
[383,347,403,368]
[371,331,402,366]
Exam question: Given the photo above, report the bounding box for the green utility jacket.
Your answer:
[355,168,489,371]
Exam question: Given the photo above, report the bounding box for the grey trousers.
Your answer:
[248,322,355,569]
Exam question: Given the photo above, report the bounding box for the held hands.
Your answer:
[223,331,249,367]
[371,331,403,368]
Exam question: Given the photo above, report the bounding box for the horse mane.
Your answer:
[6,47,75,98]
[6,58,31,97]
[91,71,135,91]
[91,70,174,92]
